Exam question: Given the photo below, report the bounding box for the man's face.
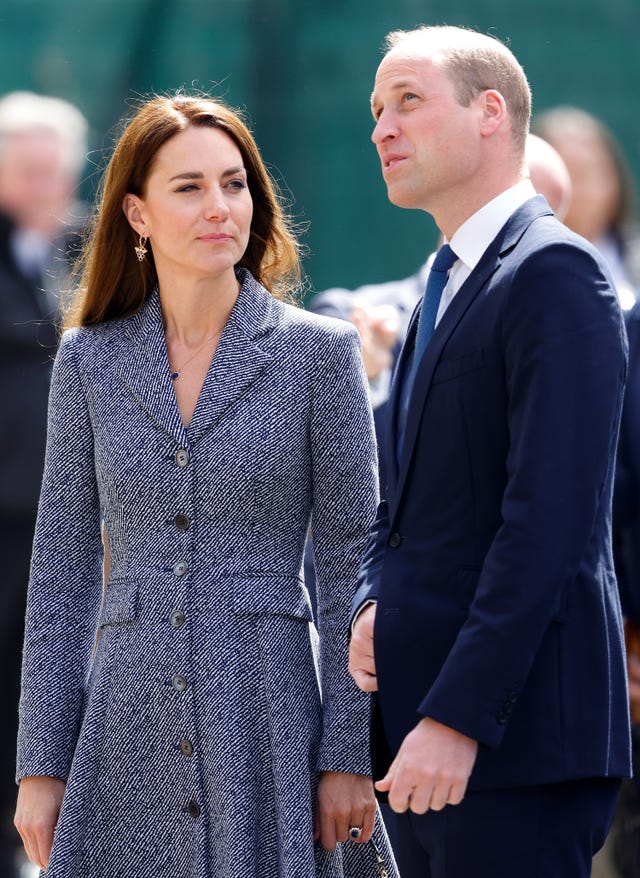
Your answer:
[0,129,75,234]
[370,51,484,215]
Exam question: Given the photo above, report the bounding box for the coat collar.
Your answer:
[388,195,553,506]
[113,268,277,446]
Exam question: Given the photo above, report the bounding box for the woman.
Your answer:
[533,106,640,310]
[14,94,396,878]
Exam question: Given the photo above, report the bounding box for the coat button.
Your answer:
[170,609,186,628]
[173,561,188,577]
[187,800,200,818]
[175,448,190,468]
[389,533,401,548]
[180,739,194,757]
[172,674,188,692]
[174,513,190,531]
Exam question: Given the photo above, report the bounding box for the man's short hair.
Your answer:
[384,25,532,153]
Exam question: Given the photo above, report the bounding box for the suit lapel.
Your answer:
[386,305,420,493]
[392,196,553,511]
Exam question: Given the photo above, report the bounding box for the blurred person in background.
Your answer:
[0,90,88,878]
[533,106,640,878]
[533,106,640,311]
[608,296,640,877]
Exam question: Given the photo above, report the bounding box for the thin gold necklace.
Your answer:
[168,328,224,381]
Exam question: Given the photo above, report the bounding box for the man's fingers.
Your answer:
[350,668,378,692]
[446,778,468,807]
[423,781,451,812]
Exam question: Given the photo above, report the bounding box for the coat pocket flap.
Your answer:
[232,574,313,621]
[99,578,140,627]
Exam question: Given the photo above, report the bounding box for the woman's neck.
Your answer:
[158,269,240,346]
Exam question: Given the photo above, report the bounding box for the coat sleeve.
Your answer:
[419,243,628,749]
[309,322,380,774]
[17,329,103,781]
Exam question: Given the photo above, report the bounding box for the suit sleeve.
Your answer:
[419,243,628,748]
[17,330,103,781]
[309,323,380,774]
[349,499,390,623]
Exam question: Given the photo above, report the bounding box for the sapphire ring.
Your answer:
[349,826,362,840]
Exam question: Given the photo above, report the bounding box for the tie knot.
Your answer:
[432,244,457,274]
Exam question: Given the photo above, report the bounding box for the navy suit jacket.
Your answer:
[353,196,632,791]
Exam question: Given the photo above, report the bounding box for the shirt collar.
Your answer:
[449,179,537,272]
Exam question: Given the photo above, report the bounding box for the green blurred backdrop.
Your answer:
[0,0,638,295]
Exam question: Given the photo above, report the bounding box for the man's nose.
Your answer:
[371,110,397,145]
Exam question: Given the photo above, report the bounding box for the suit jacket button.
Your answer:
[173,561,188,577]
[175,448,190,468]
[174,514,190,531]
[187,800,200,818]
[180,739,194,757]
[389,533,401,548]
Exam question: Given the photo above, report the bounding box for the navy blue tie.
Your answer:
[412,243,458,366]
[396,244,457,461]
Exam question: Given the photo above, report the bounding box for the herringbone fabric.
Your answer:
[17,269,398,878]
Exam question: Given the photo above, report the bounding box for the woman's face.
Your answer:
[124,125,253,283]
[551,130,621,242]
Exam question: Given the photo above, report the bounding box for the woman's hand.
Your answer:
[15,775,66,871]
[313,771,376,851]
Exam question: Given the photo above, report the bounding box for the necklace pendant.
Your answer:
[170,371,180,381]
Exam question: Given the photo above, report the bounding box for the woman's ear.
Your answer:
[122,194,147,236]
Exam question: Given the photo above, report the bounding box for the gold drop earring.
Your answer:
[135,235,148,262]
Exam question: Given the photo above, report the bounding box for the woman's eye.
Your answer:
[226,179,247,191]
[176,184,198,193]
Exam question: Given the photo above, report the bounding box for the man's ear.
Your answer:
[122,194,147,236]
[479,89,507,138]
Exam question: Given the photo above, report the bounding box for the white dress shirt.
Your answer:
[436,180,537,325]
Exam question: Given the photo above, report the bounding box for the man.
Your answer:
[0,90,87,878]
[348,25,630,878]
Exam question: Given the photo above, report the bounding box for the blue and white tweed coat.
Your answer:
[17,269,398,878]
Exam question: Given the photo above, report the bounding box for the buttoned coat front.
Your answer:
[17,270,397,878]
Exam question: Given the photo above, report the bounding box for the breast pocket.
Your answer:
[432,348,485,385]
[99,578,140,627]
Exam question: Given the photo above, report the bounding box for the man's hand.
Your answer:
[375,717,478,813]
[15,775,66,870]
[313,771,377,850]
[349,603,378,691]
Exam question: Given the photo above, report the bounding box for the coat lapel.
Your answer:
[393,196,553,511]
[187,271,276,445]
[114,289,188,446]
[112,270,277,448]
